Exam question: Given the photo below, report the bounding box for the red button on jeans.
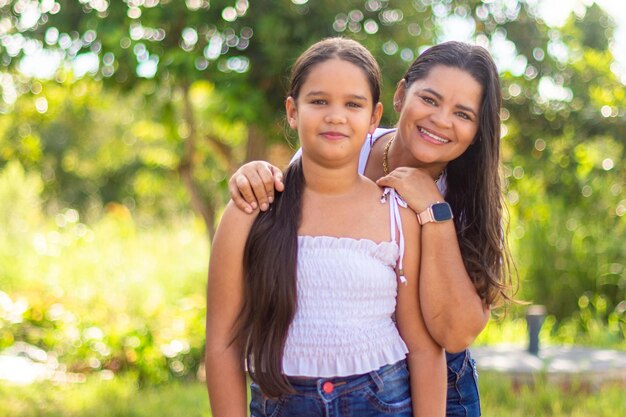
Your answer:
[322,381,334,394]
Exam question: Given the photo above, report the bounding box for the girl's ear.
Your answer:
[285,96,298,129]
[369,102,383,135]
[393,79,407,113]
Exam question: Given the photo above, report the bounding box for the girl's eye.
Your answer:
[347,102,362,108]
[422,96,436,105]
[311,99,326,105]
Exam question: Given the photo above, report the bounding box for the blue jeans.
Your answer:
[249,360,411,417]
[446,350,481,417]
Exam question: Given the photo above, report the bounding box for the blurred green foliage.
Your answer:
[0,162,208,384]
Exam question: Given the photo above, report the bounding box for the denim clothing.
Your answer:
[446,349,481,417]
[249,360,411,417]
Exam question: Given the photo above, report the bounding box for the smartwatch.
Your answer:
[417,201,453,225]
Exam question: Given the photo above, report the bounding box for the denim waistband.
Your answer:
[286,359,407,388]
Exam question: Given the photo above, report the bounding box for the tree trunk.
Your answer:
[245,125,267,162]
[177,82,216,242]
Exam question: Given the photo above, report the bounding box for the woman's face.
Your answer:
[394,65,482,168]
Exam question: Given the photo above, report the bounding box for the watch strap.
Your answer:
[417,206,434,225]
[417,201,453,225]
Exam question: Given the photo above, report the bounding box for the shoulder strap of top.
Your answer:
[382,188,408,285]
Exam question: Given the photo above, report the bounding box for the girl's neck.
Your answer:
[389,132,447,181]
[301,157,362,196]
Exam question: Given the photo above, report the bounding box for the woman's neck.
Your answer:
[389,132,447,181]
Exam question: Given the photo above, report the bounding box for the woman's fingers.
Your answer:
[376,170,404,187]
[229,174,255,213]
[251,165,277,211]
[228,161,284,213]
[270,165,285,192]
[377,168,444,213]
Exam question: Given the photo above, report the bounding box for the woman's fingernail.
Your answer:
[260,203,269,211]
[245,207,253,214]
[268,197,274,203]
[251,202,257,209]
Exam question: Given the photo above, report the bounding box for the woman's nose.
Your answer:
[430,108,452,128]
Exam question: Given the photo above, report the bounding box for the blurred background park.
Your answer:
[0,0,624,416]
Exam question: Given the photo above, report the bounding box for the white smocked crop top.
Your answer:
[282,188,409,378]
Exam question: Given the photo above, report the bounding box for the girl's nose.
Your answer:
[324,109,347,124]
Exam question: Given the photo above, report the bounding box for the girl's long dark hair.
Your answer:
[234,38,382,398]
[237,159,303,397]
[403,41,514,306]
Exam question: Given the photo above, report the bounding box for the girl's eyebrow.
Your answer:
[305,91,368,101]
[420,87,478,118]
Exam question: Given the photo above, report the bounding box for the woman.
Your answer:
[228,41,514,416]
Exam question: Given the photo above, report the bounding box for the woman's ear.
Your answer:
[393,79,407,112]
[285,96,298,129]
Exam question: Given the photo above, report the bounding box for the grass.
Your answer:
[0,372,623,417]
[0,376,210,417]
[478,371,625,417]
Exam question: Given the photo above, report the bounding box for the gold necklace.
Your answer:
[382,134,444,182]
[382,135,394,175]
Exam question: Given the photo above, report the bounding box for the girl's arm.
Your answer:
[205,201,257,417]
[378,168,489,352]
[395,208,446,417]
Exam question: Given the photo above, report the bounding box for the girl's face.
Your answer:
[286,58,382,168]
[394,65,482,168]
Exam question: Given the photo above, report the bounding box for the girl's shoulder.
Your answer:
[219,200,259,235]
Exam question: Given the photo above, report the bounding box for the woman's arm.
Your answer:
[205,201,257,417]
[378,168,489,352]
[395,209,446,417]
[228,161,285,213]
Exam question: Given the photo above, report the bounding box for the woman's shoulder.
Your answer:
[372,127,396,143]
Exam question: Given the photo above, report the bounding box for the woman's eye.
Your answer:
[422,96,436,105]
[311,99,326,105]
[457,112,470,120]
[347,102,362,108]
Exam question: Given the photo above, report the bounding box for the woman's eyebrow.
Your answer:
[421,87,478,117]
[456,104,478,117]
[421,87,443,99]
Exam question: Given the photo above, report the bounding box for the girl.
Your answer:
[228,41,512,417]
[205,38,445,417]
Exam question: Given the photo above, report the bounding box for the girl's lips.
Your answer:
[418,126,450,144]
[320,131,348,140]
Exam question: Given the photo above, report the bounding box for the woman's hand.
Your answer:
[228,161,285,213]
[376,167,444,213]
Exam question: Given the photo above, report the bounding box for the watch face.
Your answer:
[432,202,453,221]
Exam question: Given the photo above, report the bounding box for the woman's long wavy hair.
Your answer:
[234,38,382,398]
[402,41,514,306]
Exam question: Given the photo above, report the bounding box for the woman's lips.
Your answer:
[418,126,450,144]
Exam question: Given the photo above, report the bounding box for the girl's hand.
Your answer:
[376,167,444,213]
[228,161,284,213]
